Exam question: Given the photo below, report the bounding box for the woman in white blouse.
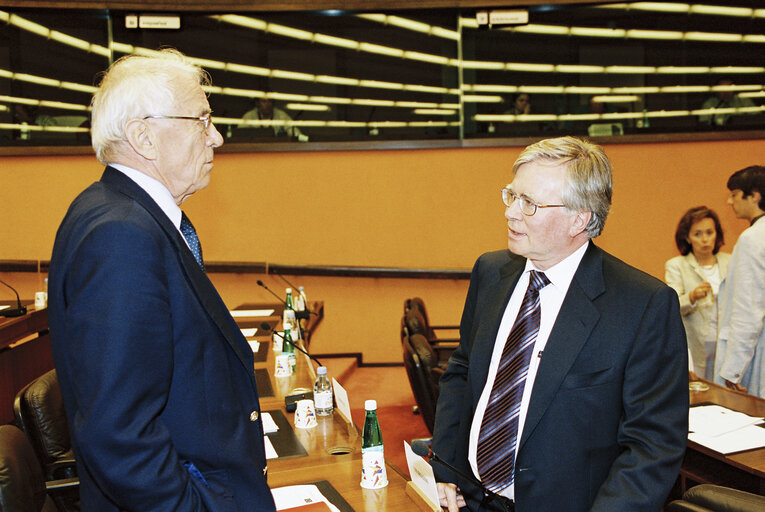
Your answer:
[665,206,731,380]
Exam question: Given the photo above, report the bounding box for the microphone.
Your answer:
[256,280,316,318]
[260,321,322,367]
[410,440,515,512]
[0,279,27,317]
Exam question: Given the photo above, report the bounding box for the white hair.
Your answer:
[90,48,208,163]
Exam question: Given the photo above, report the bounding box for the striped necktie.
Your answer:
[477,270,550,493]
[180,212,204,271]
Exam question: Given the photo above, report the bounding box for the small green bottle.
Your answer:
[282,325,296,372]
[360,400,388,488]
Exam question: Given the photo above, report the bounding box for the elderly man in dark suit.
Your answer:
[432,136,688,512]
[48,49,275,511]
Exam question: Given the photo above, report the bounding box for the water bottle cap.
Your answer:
[365,400,377,411]
[285,288,292,293]
[317,366,327,375]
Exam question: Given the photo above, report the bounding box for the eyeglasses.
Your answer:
[143,113,212,134]
[501,187,566,216]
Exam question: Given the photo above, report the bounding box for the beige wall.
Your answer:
[2,137,762,362]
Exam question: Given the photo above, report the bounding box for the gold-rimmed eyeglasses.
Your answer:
[143,113,212,134]
[501,187,566,216]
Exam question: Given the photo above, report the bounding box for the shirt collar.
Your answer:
[109,163,183,229]
[523,241,589,292]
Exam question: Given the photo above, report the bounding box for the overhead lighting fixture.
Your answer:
[506,63,556,72]
[570,27,626,38]
[711,66,765,73]
[271,70,315,81]
[556,65,605,73]
[462,95,503,103]
[267,23,313,40]
[591,95,640,103]
[315,75,360,86]
[461,60,505,70]
[657,66,710,74]
[627,29,683,40]
[689,5,752,17]
[352,99,395,107]
[414,108,457,115]
[310,96,352,104]
[404,51,450,65]
[605,66,656,74]
[359,80,403,90]
[286,103,329,111]
[225,63,270,76]
[313,33,358,49]
[358,42,404,57]
[685,32,742,42]
[566,87,611,94]
[511,24,569,35]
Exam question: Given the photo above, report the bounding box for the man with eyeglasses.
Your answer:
[432,136,687,512]
[48,49,276,511]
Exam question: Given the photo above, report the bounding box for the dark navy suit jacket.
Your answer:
[48,167,275,511]
[432,244,688,512]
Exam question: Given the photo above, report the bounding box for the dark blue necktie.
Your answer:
[180,212,204,271]
[477,270,550,492]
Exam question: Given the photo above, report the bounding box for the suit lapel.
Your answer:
[519,243,604,449]
[471,256,525,401]
[100,167,255,379]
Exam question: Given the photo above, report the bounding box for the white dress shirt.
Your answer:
[109,163,190,251]
[468,241,589,499]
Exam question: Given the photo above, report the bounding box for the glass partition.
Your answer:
[1,2,764,148]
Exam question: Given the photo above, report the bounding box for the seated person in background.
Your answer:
[243,97,308,141]
[698,78,756,128]
[665,206,730,380]
[505,93,531,116]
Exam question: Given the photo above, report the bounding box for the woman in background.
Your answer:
[665,206,731,380]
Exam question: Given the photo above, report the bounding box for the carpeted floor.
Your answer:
[341,365,431,477]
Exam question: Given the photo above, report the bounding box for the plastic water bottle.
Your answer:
[360,399,388,488]
[313,366,333,416]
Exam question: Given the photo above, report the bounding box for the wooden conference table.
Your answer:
[232,303,419,511]
[684,380,765,496]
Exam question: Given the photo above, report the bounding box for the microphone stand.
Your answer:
[424,447,515,512]
[261,322,322,367]
[256,280,315,319]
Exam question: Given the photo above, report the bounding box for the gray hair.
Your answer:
[513,136,613,238]
[90,48,209,163]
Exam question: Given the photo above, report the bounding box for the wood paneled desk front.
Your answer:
[235,304,419,511]
[684,380,765,495]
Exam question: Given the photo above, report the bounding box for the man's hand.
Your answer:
[437,482,466,512]
[724,379,747,393]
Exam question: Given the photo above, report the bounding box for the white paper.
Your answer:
[689,405,763,437]
[241,327,258,337]
[689,424,765,454]
[230,309,274,317]
[0,305,9,311]
[404,441,440,509]
[262,412,279,434]
[331,378,352,425]
[246,340,260,353]
[264,435,278,460]
[271,484,341,512]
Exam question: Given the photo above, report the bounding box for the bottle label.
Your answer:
[360,451,388,489]
[314,390,332,409]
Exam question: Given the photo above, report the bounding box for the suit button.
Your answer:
[250,411,259,422]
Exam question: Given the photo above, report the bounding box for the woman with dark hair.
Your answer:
[665,206,731,379]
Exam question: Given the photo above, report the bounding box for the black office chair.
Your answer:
[665,484,765,512]
[14,370,77,481]
[402,333,445,434]
[14,370,79,511]
[405,297,459,343]
[0,425,78,512]
[403,307,457,364]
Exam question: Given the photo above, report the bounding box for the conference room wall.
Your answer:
[2,137,762,362]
